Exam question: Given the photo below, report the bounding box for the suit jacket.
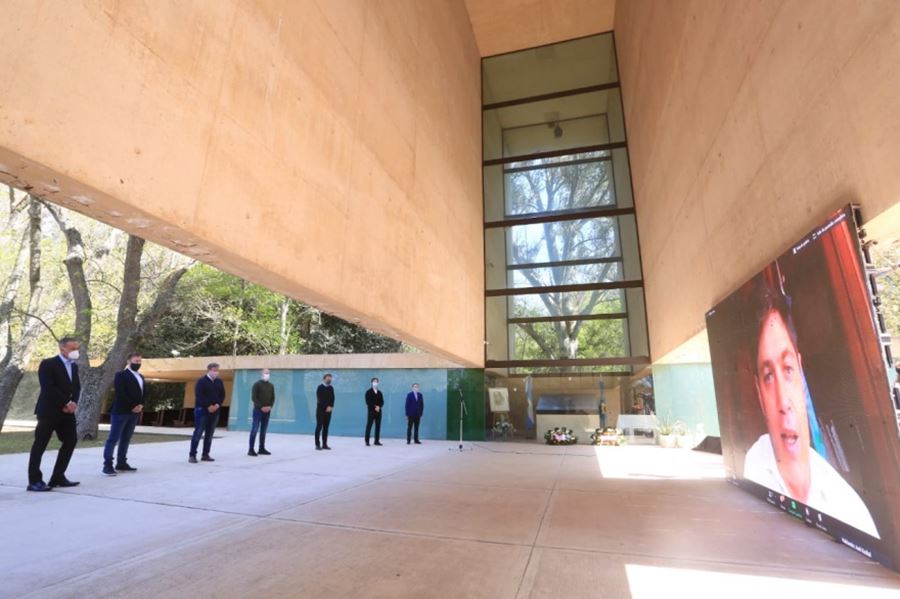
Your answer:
[405,391,424,418]
[365,388,384,413]
[195,375,226,410]
[35,355,80,418]
[316,384,335,412]
[112,368,145,415]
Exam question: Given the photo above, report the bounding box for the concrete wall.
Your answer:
[615,0,900,361]
[0,0,484,367]
[465,0,616,56]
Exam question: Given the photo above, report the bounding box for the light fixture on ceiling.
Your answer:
[548,121,563,138]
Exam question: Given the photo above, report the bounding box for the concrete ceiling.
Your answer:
[464,0,616,57]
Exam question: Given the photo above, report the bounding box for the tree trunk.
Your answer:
[0,197,55,432]
[279,298,290,355]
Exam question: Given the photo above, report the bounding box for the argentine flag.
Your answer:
[525,375,535,429]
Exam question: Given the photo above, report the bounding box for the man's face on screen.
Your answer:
[755,310,811,499]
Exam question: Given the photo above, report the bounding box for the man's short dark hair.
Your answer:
[127,352,142,360]
[371,377,379,383]
[58,336,79,347]
[207,362,220,371]
[323,373,332,380]
[752,276,799,373]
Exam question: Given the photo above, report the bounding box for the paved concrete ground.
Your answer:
[2,431,899,598]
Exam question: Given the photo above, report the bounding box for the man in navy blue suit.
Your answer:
[102,352,145,476]
[405,383,424,445]
[189,363,225,463]
[27,336,82,491]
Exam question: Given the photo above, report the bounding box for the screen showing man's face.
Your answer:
[755,309,811,499]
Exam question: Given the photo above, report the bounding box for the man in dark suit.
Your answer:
[315,373,335,450]
[27,336,82,491]
[405,383,424,445]
[189,363,225,463]
[248,368,275,456]
[102,352,144,476]
[364,377,384,446]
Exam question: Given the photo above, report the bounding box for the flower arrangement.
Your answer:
[590,427,625,446]
[492,421,516,435]
[544,427,578,445]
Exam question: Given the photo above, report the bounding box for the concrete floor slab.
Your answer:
[276,477,550,544]
[1,431,898,598]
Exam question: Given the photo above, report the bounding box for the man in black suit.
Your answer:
[102,352,144,476]
[364,377,384,446]
[27,336,82,492]
[189,363,225,463]
[315,373,335,450]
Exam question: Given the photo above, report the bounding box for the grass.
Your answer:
[0,430,188,455]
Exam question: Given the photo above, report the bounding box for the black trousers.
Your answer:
[406,416,421,443]
[365,409,382,444]
[315,409,332,447]
[28,412,77,485]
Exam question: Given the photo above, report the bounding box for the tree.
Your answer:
[43,202,190,439]
[139,264,403,358]
[505,152,627,363]
[0,190,68,432]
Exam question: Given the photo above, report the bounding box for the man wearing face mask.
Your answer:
[315,373,335,450]
[405,383,424,445]
[27,336,82,492]
[102,352,145,476]
[364,377,384,446]
[248,368,275,456]
[190,363,225,463]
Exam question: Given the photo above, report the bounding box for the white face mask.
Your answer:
[66,350,80,361]
[262,374,270,381]
[372,382,379,388]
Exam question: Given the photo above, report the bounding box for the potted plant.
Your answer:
[544,427,578,445]
[657,420,677,448]
[675,420,693,448]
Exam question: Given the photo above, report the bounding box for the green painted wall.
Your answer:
[652,363,720,437]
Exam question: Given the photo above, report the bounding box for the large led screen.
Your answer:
[706,205,900,571]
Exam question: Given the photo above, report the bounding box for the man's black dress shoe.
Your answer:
[115,463,137,472]
[374,442,383,446]
[48,478,80,488]
[258,449,271,455]
[27,481,52,492]
[201,455,215,462]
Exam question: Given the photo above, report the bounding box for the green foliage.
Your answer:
[872,240,900,346]
[139,263,402,358]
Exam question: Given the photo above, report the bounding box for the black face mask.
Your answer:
[129,363,141,372]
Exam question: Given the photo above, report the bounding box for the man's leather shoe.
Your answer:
[322,446,332,450]
[115,463,137,472]
[102,465,118,476]
[48,478,80,488]
[27,481,52,492]
[258,449,271,455]
[188,456,198,463]
[248,449,258,456]
[374,442,383,446]
[414,441,422,445]
[201,455,215,462]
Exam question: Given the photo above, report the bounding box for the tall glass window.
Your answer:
[483,33,649,375]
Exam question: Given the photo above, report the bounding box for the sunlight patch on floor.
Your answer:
[625,563,898,598]
[594,445,726,480]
